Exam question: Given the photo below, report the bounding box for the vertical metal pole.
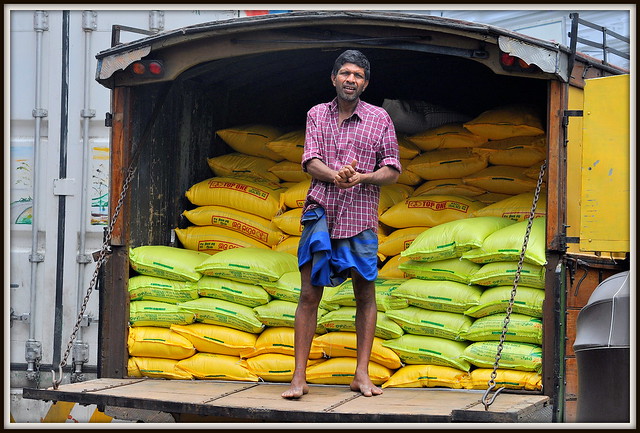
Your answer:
[25,9,48,383]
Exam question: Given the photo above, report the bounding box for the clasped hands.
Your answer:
[334,159,361,189]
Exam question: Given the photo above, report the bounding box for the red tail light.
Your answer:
[129,60,164,77]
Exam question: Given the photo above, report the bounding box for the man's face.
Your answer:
[332,62,369,102]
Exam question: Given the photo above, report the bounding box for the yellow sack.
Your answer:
[379,184,413,215]
[170,323,258,356]
[385,307,473,341]
[272,208,303,236]
[306,357,393,385]
[377,255,411,279]
[392,279,483,314]
[413,178,485,197]
[397,160,424,186]
[379,194,485,229]
[469,261,546,289]
[463,368,542,391]
[128,356,193,380]
[182,205,286,247]
[459,313,543,345]
[400,216,516,262]
[406,148,489,180]
[240,326,324,359]
[175,226,271,254]
[127,326,196,360]
[196,275,271,308]
[461,341,542,372]
[127,357,142,377]
[177,297,265,334]
[397,135,421,159]
[462,165,538,195]
[318,307,404,340]
[196,247,299,285]
[241,353,323,383]
[463,105,545,140]
[382,335,471,371]
[408,123,487,150]
[185,175,286,219]
[314,331,402,369]
[382,364,470,389]
[207,152,280,182]
[265,129,305,162]
[461,217,547,266]
[378,227,427,257]
[476,135,546,167]
[398,258,482,285]
[475,192,514,204]
[127,275,199,304]
[129,300,196,328]
[273,236,300,256]
[280,180,310,209]
[216,124,284,160]
[176,353,259,381]
[268,160,311,182]
[464,286,545,319]
[471,191,547,222]
[129,245,209,282]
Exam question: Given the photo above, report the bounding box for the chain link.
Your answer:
[482,160,547,410]
[52,164,137,390]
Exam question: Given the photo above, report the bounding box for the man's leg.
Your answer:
[281,261,323,399]
[350,271,383,397]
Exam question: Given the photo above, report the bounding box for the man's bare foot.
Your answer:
[281,381,310,399]
[350,374,383,397]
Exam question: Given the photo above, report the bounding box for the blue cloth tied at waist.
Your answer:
[297,207,378,287]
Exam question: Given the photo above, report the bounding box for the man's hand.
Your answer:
[334,160,360,189]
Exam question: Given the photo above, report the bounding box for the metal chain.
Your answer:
[52,164,137,390]
[482,160,547,410]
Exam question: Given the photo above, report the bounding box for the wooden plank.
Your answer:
[564,357,578,400]
[23,378,551,423]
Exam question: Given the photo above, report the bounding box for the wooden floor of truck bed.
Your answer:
[23,378,552,423]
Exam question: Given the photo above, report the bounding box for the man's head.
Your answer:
[331,50,370,103]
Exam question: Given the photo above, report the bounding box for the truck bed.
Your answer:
[23,378,552,423]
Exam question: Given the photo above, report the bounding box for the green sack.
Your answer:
[318,307,405,340]
[129,245,210,282]
[469,261,545,289]
[401,216,516,262]
[177,297,264,333]
[386,307,473,341]
[128,275,200,304]
[464,286,545,318]
[392,279,482,313]
[129,300,196,328]
[197,275,271,307]
[459,313,543,344]
[462,217,547,266]
[382,334,471,371]
[399,257,481,284]
[461,341,542,372]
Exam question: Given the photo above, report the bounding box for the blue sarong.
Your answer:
[297,207,378,287]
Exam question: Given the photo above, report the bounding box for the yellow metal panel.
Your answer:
[565,85,585,255]
[580,75,630,252]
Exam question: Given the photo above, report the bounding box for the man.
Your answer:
[282,50,401,399]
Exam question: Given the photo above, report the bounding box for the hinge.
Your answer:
[562,110,583,127]
[105,112,113,127]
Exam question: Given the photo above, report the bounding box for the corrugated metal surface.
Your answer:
[402,9,630,69]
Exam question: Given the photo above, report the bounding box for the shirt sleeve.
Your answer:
[301,107,324,172]
[377,114,402,173]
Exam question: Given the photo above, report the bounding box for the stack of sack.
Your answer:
[125,102,548,391]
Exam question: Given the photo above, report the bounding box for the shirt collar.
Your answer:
[329,97,366,121]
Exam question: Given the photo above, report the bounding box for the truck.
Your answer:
[16,10,630,424]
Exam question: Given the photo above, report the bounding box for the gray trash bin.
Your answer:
[573,271,630,423]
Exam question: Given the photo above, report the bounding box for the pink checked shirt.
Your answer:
[301,98,401,239]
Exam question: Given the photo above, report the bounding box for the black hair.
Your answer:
[331,49,370,81]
